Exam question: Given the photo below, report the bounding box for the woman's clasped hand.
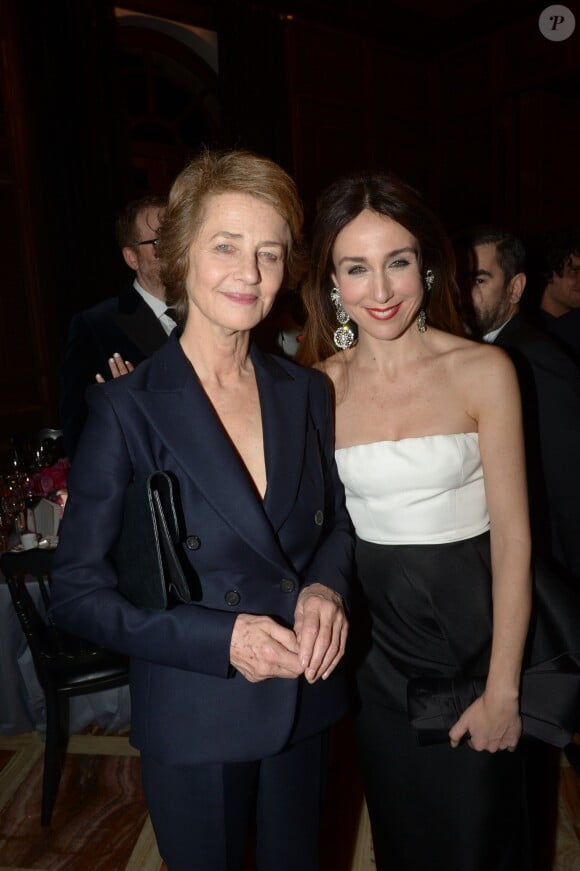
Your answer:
[231,583,347,684]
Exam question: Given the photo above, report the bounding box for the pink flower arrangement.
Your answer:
[29,457,70,499]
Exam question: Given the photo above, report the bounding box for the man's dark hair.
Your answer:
[115,194,167,248]
[454,225,526,284]
[535,230,580,286]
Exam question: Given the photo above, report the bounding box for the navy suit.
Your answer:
[50,333,354,865]
[59,285,169,459]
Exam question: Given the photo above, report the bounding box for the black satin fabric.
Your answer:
[353,532,495,711]
[404,547,580,748]
[355,705,531,871]
[352,531,533,871]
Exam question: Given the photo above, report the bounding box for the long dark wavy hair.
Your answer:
[297,173,464,366]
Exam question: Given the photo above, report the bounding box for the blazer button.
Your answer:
[280,578,296,593]
[185,535,201,550]
[314,510,324,526]
[225,590,241,606]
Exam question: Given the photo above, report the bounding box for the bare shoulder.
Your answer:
[435,331,515,380]
[435,333,520,422]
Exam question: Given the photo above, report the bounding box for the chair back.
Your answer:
[2,550,65,688]
[0,548,126,693]
[1,547,129,827]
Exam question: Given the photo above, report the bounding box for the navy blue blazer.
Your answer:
[59,285,169,459]
[50,333,354,766]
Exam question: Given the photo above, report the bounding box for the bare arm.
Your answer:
[450,347,532,752]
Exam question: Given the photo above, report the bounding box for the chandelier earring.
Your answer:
[417,269,434,334]
[330,286,356,350]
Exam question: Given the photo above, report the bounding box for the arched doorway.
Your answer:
[114,16,222,197]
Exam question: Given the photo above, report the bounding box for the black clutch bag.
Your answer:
[407,554,580,749]
[112,471,193,611]
[407,654,580,748]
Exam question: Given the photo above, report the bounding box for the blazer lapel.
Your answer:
[252,346,309,533]
[129,337,296,573]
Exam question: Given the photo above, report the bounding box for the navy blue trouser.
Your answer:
[141,731,327,871]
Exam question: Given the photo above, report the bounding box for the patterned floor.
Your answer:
[0,727,578,870]
[0,731,163,870]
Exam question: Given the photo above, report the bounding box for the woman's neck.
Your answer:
[179,320,253,387]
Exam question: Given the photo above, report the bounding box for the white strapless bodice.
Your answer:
[335,433,490,545]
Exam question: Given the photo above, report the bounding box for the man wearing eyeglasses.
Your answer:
[59,194,174,458]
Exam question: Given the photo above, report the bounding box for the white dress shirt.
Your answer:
[134,280,176,336]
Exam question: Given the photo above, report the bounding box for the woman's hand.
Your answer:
[448,691,522,752]
[95,354,135,383]
[230,614,303,683]
[293,583,348,684]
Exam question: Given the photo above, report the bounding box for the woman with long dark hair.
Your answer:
[298,172,532,870]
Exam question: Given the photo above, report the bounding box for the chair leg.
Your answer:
[41,691,69,826]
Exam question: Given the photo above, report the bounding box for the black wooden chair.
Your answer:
[0,548,129,825]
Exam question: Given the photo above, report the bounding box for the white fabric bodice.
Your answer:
[335,433,490,545]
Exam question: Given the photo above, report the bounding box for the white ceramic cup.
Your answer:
[20,532,39,551]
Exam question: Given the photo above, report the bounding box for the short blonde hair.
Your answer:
[158,149,305,319]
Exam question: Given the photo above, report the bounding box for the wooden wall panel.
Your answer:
[286,19,430,213]
[0,1,58,462]
[436,119,502,233]
[369,44,429,195]
[436,37,494,108]
[517,90,580,235]
[286,20,372,210]
[498,13,580,91]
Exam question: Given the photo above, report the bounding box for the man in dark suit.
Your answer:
[456,227,580,868]
[525,230,580,363]
[455,227,580,583]
[59,194,172,458]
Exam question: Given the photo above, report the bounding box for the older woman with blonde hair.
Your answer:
[51,149,353,870]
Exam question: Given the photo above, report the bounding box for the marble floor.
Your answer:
[0,726,578,871]
[0,731,164,870]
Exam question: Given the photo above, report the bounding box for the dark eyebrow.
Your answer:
[337,246,417,266]
[470,268,492,278]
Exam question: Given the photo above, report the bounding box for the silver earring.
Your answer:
[330,287,356,350]
[417,270,433,333]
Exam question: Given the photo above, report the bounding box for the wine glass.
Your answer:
[0,474,26,539]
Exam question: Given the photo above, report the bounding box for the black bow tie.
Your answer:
[164,307,179,323]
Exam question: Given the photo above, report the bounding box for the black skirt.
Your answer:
[351,532,532,871]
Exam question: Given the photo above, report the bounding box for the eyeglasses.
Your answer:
[130,238,159,249]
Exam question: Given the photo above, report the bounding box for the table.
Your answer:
[0,566,131,735]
